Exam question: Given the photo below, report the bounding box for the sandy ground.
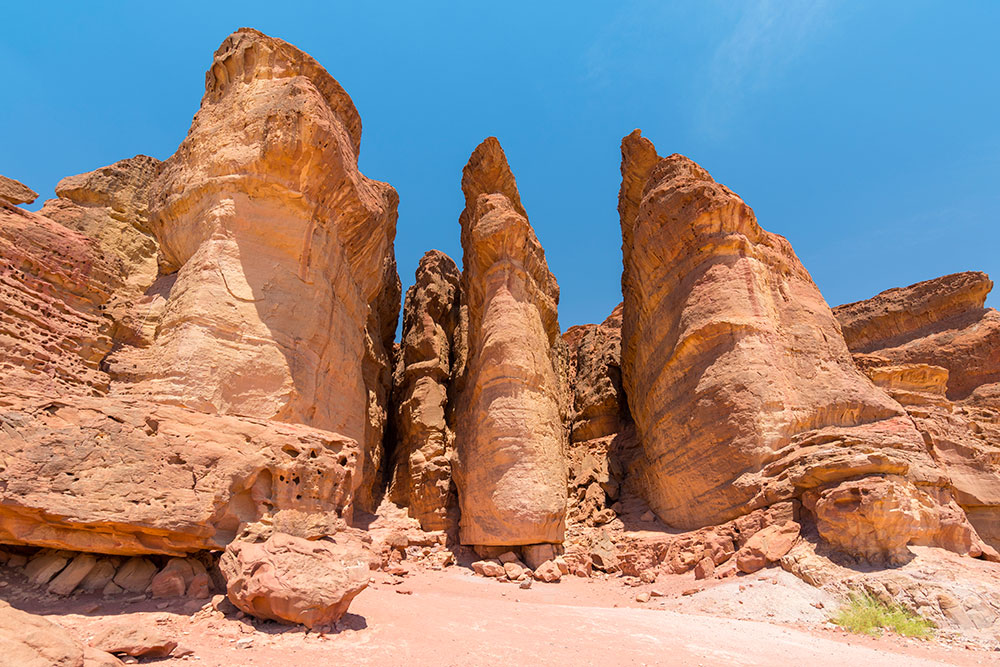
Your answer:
[7,564,999,666]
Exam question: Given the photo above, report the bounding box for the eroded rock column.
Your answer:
[453,138,567,547]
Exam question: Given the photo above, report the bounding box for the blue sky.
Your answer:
[2,1,998,326]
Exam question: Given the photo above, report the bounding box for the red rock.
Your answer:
[220,531,374,628]
[0,599,89,666]
[735,521,800,573]
[89,622,177,658]
[151,558,195,598]
[616,130,962,560]
[533,560,562,583]
[390,251,462,531]
[693,556,715,580]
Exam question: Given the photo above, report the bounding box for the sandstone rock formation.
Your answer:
[834,271,1000,399]
[834,272,1000,551]
[452,137,568,547]
[0,203,120,396]
[220,531,374,628]
[105,28,399,512]
[0,393,358,555]
[616,130,981,561]
[390,250,462,531]
[0,175,37,206]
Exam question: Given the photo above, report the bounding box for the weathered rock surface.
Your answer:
[617,129,957,546]
[0,205,120,396]
[0,599,121,666]
[220,531,374,628]
[0,392,358,555]
[106,28,399,512]
[452,137,567,547]
[0,175,38,206]
[89,622,177,658]
[563,303,625,445]
[390,250,462,531]
[835,272,1000,551]
[834,271,1000,399]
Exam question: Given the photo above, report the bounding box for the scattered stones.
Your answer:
[635,591,651,603]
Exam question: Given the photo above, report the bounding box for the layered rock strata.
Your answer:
[617,130,979,561]
[452,137,568,547]
[834,273,1000,550]
[389,250,462,531]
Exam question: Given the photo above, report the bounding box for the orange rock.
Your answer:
[735,521,800,573]
[452,138,567,547]
[835,273,1000,552]
[616,130,951,538]
[0,393,359,555]
[0,599,92,666]
[89,621,177,658]
[390,250,462,531]
[0,174,37,206]
[109,29,399,512]
[220,531,374,627]
[693,556,715,580]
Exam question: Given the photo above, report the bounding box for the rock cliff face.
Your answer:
[390,250,462,531]
[0,28,398,561]
[106,28,399,511]
[834,273,1000,550]
[452,137,568,547]
[616,130,975,558]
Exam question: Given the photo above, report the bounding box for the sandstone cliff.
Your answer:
[105,28,399,511]
[452,137,568,547]
[617,130,983,560]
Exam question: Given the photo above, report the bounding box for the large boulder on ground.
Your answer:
[616,130,977,558]
[452,137,568,547]
[220,531,375,628]
[389,250,462,530]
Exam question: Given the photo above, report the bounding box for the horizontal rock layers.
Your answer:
[452,137,568,547]
[835,273,1000,551]
[617,130,978,559]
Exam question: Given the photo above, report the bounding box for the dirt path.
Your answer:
[25,567,993,666]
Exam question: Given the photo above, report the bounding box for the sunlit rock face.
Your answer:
[452,137,568,547]
[105,29,399,510]
[836,272,1000,551]
[617,130,962,543]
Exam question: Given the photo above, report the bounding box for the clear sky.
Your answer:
[2,1,998,327]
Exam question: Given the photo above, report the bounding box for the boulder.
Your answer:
[89,622,177,658]
[533,560,562,583]
[616,129,956,537]
[220,531,374,628]
[150,557,195,598]
[471,559,505,577]
[735,521,800,573]
[113,557,157,593]
[390,250,462,530]
[452,137,568,547]
[0,600,86,666]
[47,553,98,596]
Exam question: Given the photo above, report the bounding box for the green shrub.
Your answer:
[830,592,935,638]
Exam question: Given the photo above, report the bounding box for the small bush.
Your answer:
[830,592,935,638]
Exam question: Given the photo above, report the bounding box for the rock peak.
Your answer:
[460,137,526,220]
[204,27,363,158]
